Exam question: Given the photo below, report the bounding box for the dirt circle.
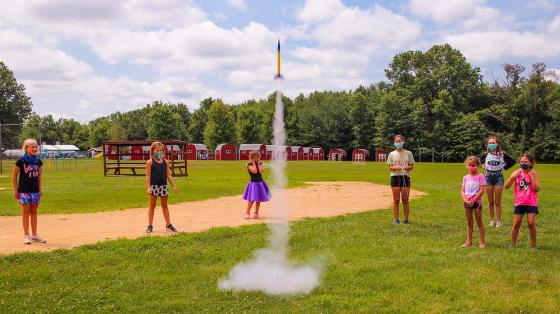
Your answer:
[0,181,425,254]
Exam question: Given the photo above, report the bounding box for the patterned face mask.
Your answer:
[154,151,164,159]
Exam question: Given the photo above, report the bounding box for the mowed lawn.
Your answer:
[0,160,559,312]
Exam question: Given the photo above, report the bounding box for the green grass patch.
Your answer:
[0,161,559,312]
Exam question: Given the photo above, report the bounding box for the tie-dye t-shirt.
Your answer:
[462,173,486,199]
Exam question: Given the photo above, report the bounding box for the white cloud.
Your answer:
[296,0,346,23]
[226,0,246,11]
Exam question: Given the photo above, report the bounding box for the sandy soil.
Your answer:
[0,181,425,255]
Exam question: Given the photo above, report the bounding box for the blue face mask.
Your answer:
[520,163,530,170]
[487,144,498,151]
[394,142,404,149]
[153,151,164,159]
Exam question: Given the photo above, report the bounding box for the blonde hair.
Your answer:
[249,150,261,159]
[464,156,481,166]
[22,139,38,153]
[149,141,165,157]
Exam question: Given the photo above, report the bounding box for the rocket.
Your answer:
[274,40,284,80]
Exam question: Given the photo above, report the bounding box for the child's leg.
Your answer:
[465,208,473,244]
[391,187,401,220]
[511,214,524,246]
[245,201,254,214]
[160,196,171,225]
[255,202,261,214]
[30,204,39,236]
[401,186,410,221]
[474,210,485,245]
[21,204,31,236]
[485,185,495,222]
[148,194,157,225]
[494,186,504,222]
[526,213,537,246]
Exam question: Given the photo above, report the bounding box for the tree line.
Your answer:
[1,44,559,161]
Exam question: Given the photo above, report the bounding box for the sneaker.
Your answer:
[531,243,538,250]
[403,220,409,225]
[479,243,486,249]
[252,212,259,219]
[509,243,516,249]
[488,220,496,227]
[166,224,177,234]
[495,221,502,228]
[146,224,153,234]
[393,219,400,225]
[31,235,47,243]
[461,242,473,248]
[243,213,250,220]
[23,235,32,245]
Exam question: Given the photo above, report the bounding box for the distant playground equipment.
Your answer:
[41,144,80,171]
[102,140,189,176]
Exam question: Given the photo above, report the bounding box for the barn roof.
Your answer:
[312,147,323,153]
[290,146,302,150]
[303,147,312,153]
[239,144,264,150]
[215,143,234,150]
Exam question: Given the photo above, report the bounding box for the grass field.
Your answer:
[1,160,559,312]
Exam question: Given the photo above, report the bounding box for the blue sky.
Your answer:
[1,0,559,122]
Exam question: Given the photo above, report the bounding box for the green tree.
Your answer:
[147,105,187,140]
[0,61,33,148]
[188,98,213,143]
[204,100,235,150]
[88,118,111,147]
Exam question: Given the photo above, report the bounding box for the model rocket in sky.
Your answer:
[275,40,284,80]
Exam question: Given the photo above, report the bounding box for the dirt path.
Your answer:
[0,182,425,255]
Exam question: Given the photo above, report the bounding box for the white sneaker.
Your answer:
[488,220,496,227]
[496,221,502,228]
[23,235,32,245]
[31,234,47,243]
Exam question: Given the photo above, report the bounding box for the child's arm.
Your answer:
[12,165,19,200]
[38,166,43,195]
[472,185,485,202]
[504,169,522,189]
[257,162,265,173]
[166,160,177,193]
[248,163,258,174]
[503,153,516,170]
[461,185,470,204]
[145,159,152,194]
[529,170,540,192]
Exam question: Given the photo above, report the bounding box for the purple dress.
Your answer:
[242,162,271,202]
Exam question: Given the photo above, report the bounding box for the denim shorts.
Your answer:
[390,175,410,188]
[514,206,539,215]
[464,201,483,211]
[18,192,41,205]
[485,171,504,186]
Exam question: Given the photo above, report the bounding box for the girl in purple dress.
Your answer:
[242,151,271,219]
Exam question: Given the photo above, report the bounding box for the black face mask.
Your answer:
[520,163,531,170]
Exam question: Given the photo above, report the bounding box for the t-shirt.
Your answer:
[462,173,485,200]
[480,152,515,172]
[387,149,415,177]
[514,172,538,206]
[15,156,43,193]
[247,162,263,182]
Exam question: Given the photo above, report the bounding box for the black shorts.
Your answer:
[514,206,539,215]
[464,202,483,211]
[390,175,410,188]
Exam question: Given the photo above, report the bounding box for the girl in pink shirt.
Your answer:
[461,156,486,248]
[504,154,540,249]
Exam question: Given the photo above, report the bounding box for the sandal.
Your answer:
[253,212,259,219]
[243,213,250,220]
[461,242,473,247]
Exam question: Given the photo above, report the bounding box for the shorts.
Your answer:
[150,185,169,197]
[485,171,504,186]
[464,202,483,211]
[18,192,41,205]
[390,175,410,188]
[514,205,539,215]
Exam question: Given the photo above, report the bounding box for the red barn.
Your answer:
[290,146,304,160]
[265,145,292,160]
[312,147,324,160]
[352,149,370,162]
[239,144,266,160]
[375,149,387,162]
[328,148,347,161]
[303,147,312,160]
[215,143,237,160]
[185,143,208,160]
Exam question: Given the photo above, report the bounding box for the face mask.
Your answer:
[487,144,497,151]
[394,142,404,149]
[520,163,530,170]
[153,151,164,159]
[467,165,478,173]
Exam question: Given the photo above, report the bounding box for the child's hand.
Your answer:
[510,169,523,178]
[173,186,178,193]
[147,188,151,195]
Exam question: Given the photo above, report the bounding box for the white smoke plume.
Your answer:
[219,90,323,296]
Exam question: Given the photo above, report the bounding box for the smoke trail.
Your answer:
[219,90,323,296]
